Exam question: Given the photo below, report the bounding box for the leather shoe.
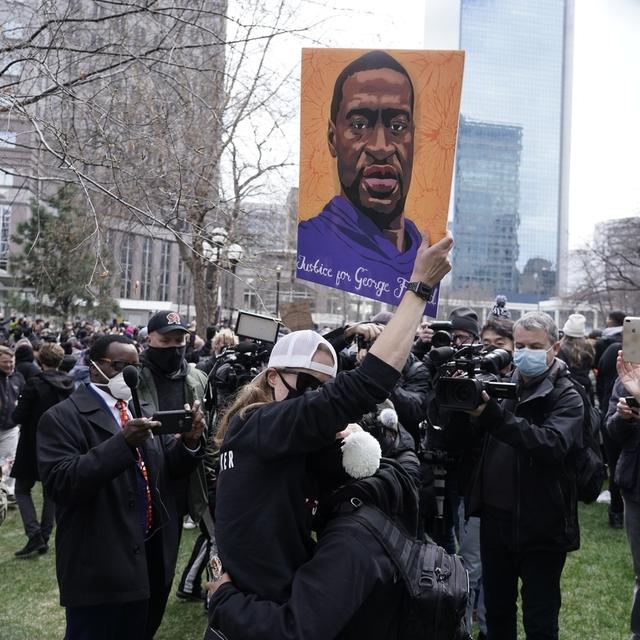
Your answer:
[15,534,47,558]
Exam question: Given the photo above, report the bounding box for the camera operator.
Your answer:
[417,307,480,553]
[197,329,238,377]
[458,312,583,640]
[446,317,514,638]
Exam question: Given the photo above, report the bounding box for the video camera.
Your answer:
[205,311,280,415]
[428,321,454,348]
[434,344,517,411]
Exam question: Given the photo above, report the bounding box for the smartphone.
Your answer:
[625,396,640,409]
[152,410,193,435]
[623,317,640,364]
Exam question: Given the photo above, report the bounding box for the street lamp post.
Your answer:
[275,265,282,317]
[226,243,244,323]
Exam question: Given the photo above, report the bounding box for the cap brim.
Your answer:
[152,325,190,335]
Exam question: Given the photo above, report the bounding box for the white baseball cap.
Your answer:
[268,330,337,378]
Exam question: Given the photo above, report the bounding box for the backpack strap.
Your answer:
[335,499,421,594]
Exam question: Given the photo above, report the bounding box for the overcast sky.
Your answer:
[288,0,640,250]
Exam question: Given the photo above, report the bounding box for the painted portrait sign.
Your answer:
[296,48,464,315]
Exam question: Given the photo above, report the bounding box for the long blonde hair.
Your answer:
[214,371,273,446]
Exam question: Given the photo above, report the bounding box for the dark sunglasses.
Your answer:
[98,359,141,373]
[278,369,324,393]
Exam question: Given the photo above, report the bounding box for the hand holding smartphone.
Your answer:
[151,410,193,435]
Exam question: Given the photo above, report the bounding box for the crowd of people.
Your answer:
[0,236,639,640]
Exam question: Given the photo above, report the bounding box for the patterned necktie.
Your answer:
[116,399,153,533]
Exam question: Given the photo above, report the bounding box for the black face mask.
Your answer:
[276,370,323,400]
[146,346,186,373]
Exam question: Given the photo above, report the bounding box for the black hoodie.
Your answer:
[209,459,418,640]
[11,370,75,482]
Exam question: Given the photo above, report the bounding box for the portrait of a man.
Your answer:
[296,48,464,311]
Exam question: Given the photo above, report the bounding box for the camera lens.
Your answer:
[480,348,512,374]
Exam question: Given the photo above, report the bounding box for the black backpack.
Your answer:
[345,499,471,640]
[565,376,606,503]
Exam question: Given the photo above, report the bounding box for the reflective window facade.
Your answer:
[453,117,522,295]
[454,0,569,299]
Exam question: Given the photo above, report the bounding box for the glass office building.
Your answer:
[453,117,522,295]
[445,0,573,300]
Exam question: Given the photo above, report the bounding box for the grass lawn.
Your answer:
[0,487,634,639]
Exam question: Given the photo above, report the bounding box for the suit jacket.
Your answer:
[37,384,202,607]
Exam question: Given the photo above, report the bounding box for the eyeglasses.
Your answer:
[98,359,141,373]
[278,369,325,393]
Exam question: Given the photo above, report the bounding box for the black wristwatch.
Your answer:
[405,281,433,301]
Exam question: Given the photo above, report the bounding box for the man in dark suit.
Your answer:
[38,334,205,640]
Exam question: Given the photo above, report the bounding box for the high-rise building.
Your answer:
[426,0,574,300]
[453,117,522,295]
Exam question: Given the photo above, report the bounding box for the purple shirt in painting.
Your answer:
[297,195,439,313]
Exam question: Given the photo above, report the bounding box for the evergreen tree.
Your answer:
[10,187,118,322]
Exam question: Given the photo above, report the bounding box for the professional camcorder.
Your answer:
[434,344,517,411]
[428,320,454,348]
[205,311,279,415]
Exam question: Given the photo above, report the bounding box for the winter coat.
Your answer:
[0,371,24,430]
[209,459,417,640]
[606,379,640,501]
[466,359,583,553]
[11,370,74,481]
[37,384,202,607]
[389,353,431,449]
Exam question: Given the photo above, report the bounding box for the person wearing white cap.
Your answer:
[211,232,452,610]
[558,313,595,401]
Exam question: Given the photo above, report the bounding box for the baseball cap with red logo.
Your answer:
[147,310,190,335]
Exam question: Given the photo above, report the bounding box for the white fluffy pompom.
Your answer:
[341,430,382,479]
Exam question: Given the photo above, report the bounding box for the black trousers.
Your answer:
[480,510,567,640]
[65,601,148,640]
[144,530,172,640]
[602,428,624,515]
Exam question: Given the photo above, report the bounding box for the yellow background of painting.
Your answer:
[299,48,465,241]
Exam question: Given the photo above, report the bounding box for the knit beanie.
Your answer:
[562,313,586,338]
[449,307,479,337]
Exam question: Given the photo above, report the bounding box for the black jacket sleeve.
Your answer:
[38,412,139,506]
[235,354,400,460]
[472,385,583,465]
[606,379,640,449]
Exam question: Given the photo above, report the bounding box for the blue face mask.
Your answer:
[513,347,553,378]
